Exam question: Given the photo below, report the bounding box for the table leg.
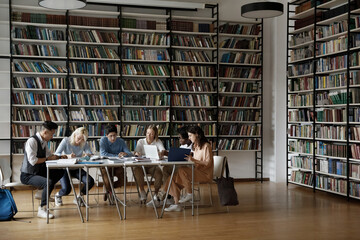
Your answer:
[192,164,194,216]
[46,166,49,224]
[86,167,89,221]
[105,166,122,220]
[160,165,176,218]
[142,165,158,218]
[66,168,84,223]
[124,165,127,220]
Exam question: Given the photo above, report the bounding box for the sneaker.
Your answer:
[73,195,85,207]
[146,198,161,208]
[164,204,182,212]
[55,192,63,207]
[179,193,192,203]
[139,191,147,201]
[37,206,54,219]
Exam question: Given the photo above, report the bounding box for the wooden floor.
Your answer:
[2,182,360,240]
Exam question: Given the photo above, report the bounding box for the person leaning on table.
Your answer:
[20,121,67,219]
[99,124,132,202]
[164,126,213,212]
[133,125,165,205]
[53,127,95,207]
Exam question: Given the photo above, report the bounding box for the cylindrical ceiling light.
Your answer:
[241,2,284,19]
[39,0,87,10]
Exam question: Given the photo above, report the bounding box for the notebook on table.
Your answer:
[168,147,191,162]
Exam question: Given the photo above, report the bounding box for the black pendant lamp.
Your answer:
[39,0,87,10]
[241,1,284,19]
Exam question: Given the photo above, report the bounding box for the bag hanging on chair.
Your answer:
[215,159,239,206]
[0,188,18,221]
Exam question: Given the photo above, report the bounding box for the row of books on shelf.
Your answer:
[219,124,260,136]
[69,62,119,74]
[171,79,213,92]
[219,81,259,93]
[289,45,313,62]
[69,15,118,28]
[218,23,260,35]
[288,109,314,122]
[12,12,66,25]
[12,26,65,41]
[289,30,313,47]
[287,63,313,77]
[122,49,170,61]
[70,77,118,90]
[11,43,60,57]
[70,108,118,121]
[317,55,347,73]
[123,123,169,137]
[220,52,261,64]
[290,171,313,186]
[68,45,119,59]
[122,33,169,46]
[13,61,66,73]
[123,79,168,92]
[171,94,214,107]
[290,155,313,170]
[218,96,261,108]
[174,50,211,63]
[171,109,214,122]
[13,77,66,89]
[121,18,166,31]
[122,93,169,106]
[288,124,313,138]
[172,65,215,77]
[219,67,261,79]
[288,93,313,107]
[71,93,120,106]
[218,109,260,122]
[122,109,169,122]
[315,36,349,56]
[13,107,67,122]
[171,21,214,33]
[68,30,119,44]
[12,92,67,105]
[11,124,67,138]
[173,35,214,48]
[316,141,347,158]
[316,158,347,176]
[219,38,260,50]
[289,73,349,92]
[217,138,260,150]
[289,139,313,154]
[317,125,346,140]
[316,108,346,122]
[122,64,169,76]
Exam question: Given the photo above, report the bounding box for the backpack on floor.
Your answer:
[0,188,18,221]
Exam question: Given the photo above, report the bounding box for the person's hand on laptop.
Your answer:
[185,154,193,162]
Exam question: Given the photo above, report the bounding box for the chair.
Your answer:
[193,155,226,206]
[0,158,36,215]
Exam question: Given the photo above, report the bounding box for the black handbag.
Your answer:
[215,159,239,206]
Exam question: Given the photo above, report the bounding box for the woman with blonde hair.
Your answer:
[133,125,166,206]
[54,127,95,206]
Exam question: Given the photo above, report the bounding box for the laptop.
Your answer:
[168,147,191,162]
[144,145,161,160]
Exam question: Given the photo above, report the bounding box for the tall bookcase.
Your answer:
[0,0,264,182]
[287,0,360,199]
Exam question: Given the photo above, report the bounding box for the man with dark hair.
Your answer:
[99,125,132,202]
[20,121,67,219]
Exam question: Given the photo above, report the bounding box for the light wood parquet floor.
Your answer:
[1,182,360,240]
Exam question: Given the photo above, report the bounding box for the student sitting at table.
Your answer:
[54,127,95,207]
[164,126,213,212]
[157,126,193,204]
[20,121,67,219]
[99,124,132,202]
[133,125,165,205]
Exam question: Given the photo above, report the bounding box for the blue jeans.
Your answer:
[58,169,94,196]
[20,169,65,207]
